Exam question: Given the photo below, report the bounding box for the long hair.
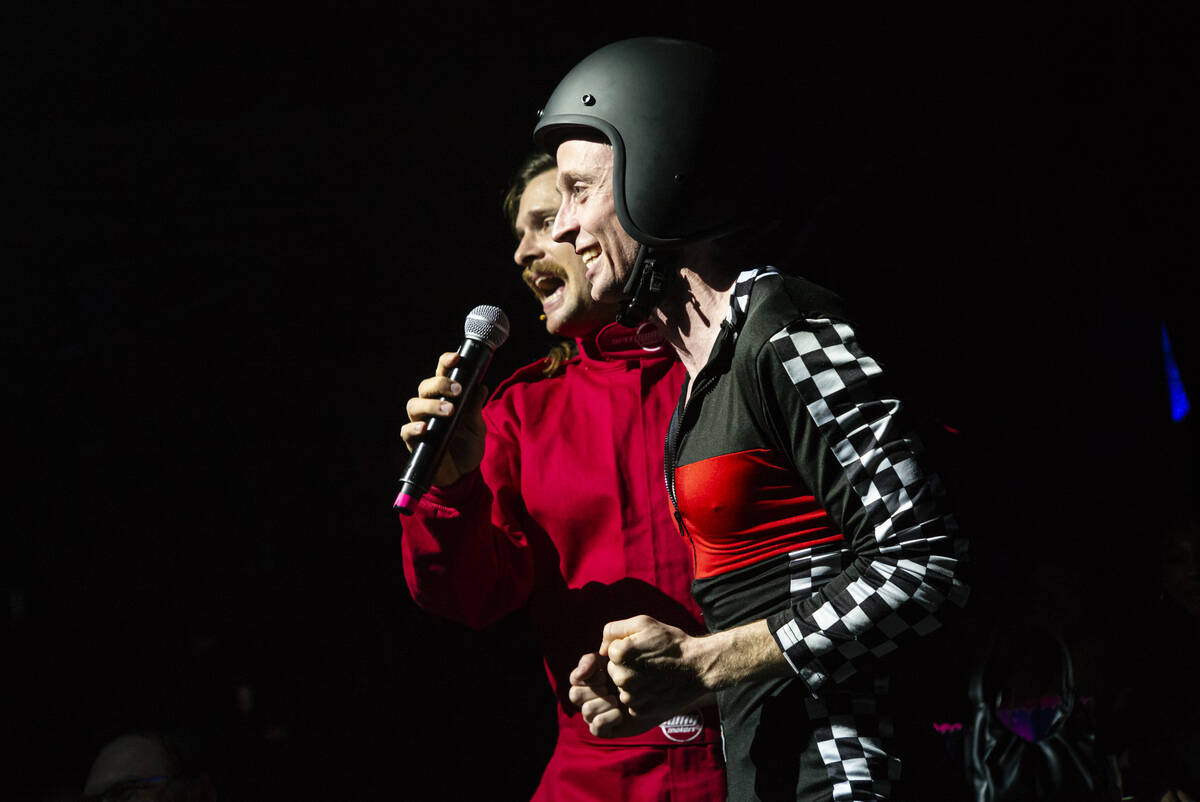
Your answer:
[502,152,556,231]
[503,152,578,377]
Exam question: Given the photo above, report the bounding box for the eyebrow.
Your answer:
[555,168,585,190]
[514,200,557,236]
[519,201,558,224]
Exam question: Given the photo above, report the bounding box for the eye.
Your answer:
[541,216,555,231]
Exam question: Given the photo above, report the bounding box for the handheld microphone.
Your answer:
[394,305,510,515]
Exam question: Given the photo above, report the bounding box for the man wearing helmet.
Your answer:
[537,38,969,800]
[399,151,726,800]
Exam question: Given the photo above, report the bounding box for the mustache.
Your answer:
[521,259,569,292]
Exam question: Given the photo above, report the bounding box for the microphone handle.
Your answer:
[395,337,495,514]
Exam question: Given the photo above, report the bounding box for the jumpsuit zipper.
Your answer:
[663,321,734,544]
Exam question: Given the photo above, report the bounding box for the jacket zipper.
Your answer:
[663,323,732,540]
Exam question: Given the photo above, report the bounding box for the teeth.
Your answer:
[580,247,600,265]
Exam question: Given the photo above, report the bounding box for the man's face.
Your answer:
[514,168,618,337]
[551,139,641,303]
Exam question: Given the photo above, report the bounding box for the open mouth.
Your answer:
[533,274,565,300]
[523,268,567,307]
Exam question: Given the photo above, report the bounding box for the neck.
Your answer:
[650,252,738,380]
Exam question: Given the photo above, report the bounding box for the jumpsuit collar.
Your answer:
[725,265,781,339]
[577,320,673,364]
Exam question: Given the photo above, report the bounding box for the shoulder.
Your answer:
[487,353,576,404]
[752,273,849,332]
[732,273,849,366]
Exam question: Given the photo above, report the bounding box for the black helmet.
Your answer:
[533,37,750,248]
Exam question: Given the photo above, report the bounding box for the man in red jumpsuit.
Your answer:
[398,152,725,801]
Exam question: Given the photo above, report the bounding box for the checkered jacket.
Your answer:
[668,266,969,695]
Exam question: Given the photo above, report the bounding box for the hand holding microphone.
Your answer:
[396,305,509,514]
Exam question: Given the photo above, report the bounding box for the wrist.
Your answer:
[424,467,481,503]
[684,629,738,693]
[686,621,792,693]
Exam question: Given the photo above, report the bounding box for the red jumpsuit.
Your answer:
[401,322,726,801]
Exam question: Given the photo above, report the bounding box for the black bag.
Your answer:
[964,630,1121,802]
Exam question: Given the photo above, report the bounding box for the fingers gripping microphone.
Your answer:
[394,305,510,515]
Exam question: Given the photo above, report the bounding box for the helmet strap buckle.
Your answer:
[616,245,667,327]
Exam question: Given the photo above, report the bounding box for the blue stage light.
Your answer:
[1162,322,1191,422]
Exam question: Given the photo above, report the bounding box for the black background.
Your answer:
[4,2,1198,799]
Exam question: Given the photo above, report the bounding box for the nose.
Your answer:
[551,201,578,246]
[513,230,541,268]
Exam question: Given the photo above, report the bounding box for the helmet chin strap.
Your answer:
[615,244,669,327]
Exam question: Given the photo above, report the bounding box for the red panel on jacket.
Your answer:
[674,448,843,579]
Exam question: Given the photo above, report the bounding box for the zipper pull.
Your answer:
[673,506,688,537]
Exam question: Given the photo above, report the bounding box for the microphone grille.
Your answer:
[464,305,510,350]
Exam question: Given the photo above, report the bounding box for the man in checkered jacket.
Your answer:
[534,38,970,800]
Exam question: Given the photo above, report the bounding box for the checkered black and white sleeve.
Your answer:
[761,316,969,694]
